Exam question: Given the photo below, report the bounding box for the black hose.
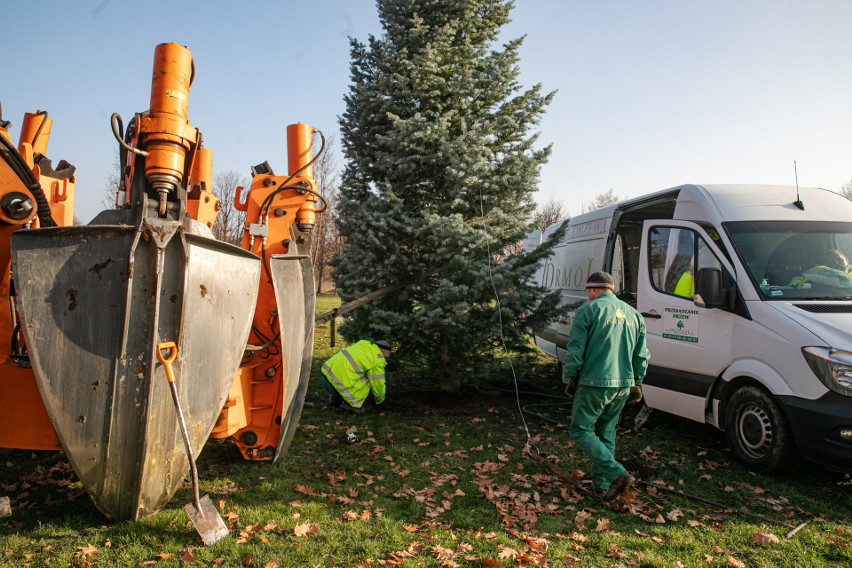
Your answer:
[256,130,327,284]
[0,131,56,227]
[258,129,328,220]
[111,113,147,156]
[30,110,48,148]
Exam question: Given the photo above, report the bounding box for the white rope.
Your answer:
[477,185,536,450]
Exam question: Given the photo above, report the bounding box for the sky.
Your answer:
[3,0,852,223]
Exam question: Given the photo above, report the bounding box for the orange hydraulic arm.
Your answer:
[0,107,76,450]
[209,124,325,460]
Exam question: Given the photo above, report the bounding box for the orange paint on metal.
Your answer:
[142,43,197,195]
[287,124,318,230]
[19,112,52,156]
[210,370,248,439]
[287,124,314,178]
[186,147,218,227]
[0,365,60,450]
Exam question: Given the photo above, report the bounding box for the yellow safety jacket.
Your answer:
[674,272,694,298]
[321,340,387,408]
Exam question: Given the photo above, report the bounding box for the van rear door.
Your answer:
[637,220,737,423]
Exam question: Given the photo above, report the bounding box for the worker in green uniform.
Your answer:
[562,271,650,501]
[320,339,391,414]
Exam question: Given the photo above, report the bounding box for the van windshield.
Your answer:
[725,221,852,301]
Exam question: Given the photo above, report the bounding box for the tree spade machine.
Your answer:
[0,42,323,521]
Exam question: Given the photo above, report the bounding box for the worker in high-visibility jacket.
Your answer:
[320,339,391,413]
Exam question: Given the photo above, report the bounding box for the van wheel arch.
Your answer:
[721,381,801,473]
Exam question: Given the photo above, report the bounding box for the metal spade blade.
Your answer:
[269,250,315,463]
[11,218,260,520]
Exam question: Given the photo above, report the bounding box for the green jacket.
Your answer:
[562,292,649,388]
[321,340,387,408]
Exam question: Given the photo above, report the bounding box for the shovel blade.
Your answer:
[185,494,229,546]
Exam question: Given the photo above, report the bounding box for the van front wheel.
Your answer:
[724,386,800,473]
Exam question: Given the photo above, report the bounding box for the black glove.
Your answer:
[564,381,577,399]
[628,385,643,405]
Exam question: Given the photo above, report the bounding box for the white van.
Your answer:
[530,184,852,473]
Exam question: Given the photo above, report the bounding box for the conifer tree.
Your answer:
[334,0,567,389]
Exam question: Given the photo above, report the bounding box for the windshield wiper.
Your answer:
[801,296,852,301]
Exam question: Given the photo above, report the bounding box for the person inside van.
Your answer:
[664,230,695,299]
[790,249,852,288]
[673,270,694,298]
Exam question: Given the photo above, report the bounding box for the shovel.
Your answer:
[157,342,229,546]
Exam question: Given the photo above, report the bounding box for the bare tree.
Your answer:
[583,188,623,212]
[841,179,852,201]
[212,171,248,246]
[102,150,121,209]
[310,134,343,293]
[533,193,568,233]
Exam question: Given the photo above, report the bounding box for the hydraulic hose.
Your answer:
[0,131,56,227]
[258,130,328,221]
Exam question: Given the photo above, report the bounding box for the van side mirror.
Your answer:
[694,267,724,308]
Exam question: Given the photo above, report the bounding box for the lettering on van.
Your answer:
[569,218,609,239]
[662,307,699,343]
[541,257,595,290]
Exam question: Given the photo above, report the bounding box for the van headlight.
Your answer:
[802,347,852,397]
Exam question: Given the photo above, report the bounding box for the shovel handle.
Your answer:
[156,342,178,383]
[156,341,203,514]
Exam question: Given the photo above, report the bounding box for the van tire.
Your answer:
[724,386,800,473]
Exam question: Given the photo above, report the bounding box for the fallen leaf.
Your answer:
[574,510,592,527]
[752,531,780,546]
[179,547,195,563]
[594,518,611,532]
[431,545,455,561]
[497,546,518,560]
[76,544,97,558]
[294,484,321,497]
[606,543,626,559]
[293,522,318,538]
[726,556,746,568]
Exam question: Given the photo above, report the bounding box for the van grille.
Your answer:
[794,304,852,313]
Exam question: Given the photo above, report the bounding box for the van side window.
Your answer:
[649,227,723,299]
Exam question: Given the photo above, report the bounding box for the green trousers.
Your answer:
[569,385,630,492]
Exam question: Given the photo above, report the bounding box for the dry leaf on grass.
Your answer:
[497,545,518,559]
[76,544,97,558]
[293,522,319,537]
[752,531,780,546]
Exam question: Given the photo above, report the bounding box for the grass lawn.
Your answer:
[2,295,851,566]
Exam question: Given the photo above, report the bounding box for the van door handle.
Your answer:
[641,312,662,319]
